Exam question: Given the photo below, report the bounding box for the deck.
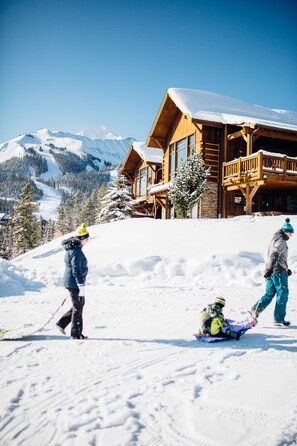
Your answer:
[223,151,297,189]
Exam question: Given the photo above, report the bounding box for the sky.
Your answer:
[0,0,297,143]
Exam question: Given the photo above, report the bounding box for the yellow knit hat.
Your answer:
[76,223,89,240]
[214,296,226,306]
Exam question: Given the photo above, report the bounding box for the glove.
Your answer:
[288,269,292,276]
[78,285,85,297]
[264,269,272,279]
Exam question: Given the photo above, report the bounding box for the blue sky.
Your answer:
[0,0,296,143]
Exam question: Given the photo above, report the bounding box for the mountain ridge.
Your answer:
[0,125,136,178]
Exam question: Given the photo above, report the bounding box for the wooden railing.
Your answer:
[223,152,297,186]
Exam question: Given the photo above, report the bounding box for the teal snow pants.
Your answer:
[253,273,289,322]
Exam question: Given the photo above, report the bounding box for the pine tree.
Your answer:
[83,189,98,226]
[13,183,40,255]
[42,219,56,244]
[72,190,85,228]
[97,166,135,223]
[0,225,9,259]
[95,184,108,224]
[56,205,73,235]
[169,153,209,218]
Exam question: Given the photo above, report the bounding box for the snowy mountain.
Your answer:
[0,215,297,445]
[0,126,136,180]
[76,124,124,140]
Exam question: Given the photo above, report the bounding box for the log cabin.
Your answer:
[144,88,297,218]
[122,141,163,217]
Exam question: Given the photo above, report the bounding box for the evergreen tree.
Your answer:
[169,153,209,218]
[97,166,136,223]
[95,184,108,224]
[72,190,85,228]
[56,205,73,235]
[0,225,10,259]
[42,219,56,244]
[83,189,98,226]
[13,183,40,255]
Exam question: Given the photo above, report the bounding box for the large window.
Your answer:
[139,168,146,196]
[176,138,187,169]
[135,167,152,197]
[168,134,195,180]
[188,134,194,156]
[169,144,175,180]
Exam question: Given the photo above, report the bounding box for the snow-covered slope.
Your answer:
[76,124,124,140]
[0,216,297,445]
[0,126,136,177]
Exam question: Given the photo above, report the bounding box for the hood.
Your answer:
[62,237,82,251]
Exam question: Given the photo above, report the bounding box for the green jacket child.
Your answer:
[198,296,229,336]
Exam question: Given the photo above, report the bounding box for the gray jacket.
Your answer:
[265,230,289,275]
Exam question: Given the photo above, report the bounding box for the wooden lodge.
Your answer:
[140,88,297,218]
[122,142,163,217]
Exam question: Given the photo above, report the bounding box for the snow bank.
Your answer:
[0,259,44,297]
[12,215,297,290]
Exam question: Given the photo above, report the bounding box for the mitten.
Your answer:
[78,285,85,297]
[264,269,272,279]
[288,269,292,276]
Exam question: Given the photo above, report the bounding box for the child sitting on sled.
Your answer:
[195,296,256,341]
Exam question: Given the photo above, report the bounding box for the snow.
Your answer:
[76,124,124,140]
[132,141,163,164]
[1,215,297,445]
[34,179,62,221]
[0,127,134,172]
[169,88,297,132]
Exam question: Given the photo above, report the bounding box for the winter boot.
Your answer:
[71,334,88,339]
[273,320,291,327]
[56,323,66,335]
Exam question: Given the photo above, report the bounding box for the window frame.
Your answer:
[168,134,195,181]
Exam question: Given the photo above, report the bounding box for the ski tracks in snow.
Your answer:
[1,286,297,445]
[1,338,296,446]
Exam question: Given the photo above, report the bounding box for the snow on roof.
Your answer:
[168,88,297,132]
[132,142,163,163]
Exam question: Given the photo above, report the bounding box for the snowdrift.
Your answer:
[9,215,297,294]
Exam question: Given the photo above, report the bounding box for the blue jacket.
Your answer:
[62,237,88,288]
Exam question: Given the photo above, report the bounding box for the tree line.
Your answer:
[0,153,208,260]
[0,166,136,260]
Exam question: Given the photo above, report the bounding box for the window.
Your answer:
[169,144,175,180]
[147,167,152,187]
[139,168,147,196]
[188,134,194,157]
[176,138,187,169]
[135,173,139,197]
[136,167,152,197]
[168,134,195,180]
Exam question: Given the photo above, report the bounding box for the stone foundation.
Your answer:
[198,182,218,218]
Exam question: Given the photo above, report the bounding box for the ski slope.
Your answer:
[0,216,297,446]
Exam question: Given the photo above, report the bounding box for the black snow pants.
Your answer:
[57,288,85,338]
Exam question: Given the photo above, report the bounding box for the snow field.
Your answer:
[0,216,297,445]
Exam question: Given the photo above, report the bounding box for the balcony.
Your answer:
[223,151,297,188]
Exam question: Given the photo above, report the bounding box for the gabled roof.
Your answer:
[122,142,162,175]
[147,88,297,148]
